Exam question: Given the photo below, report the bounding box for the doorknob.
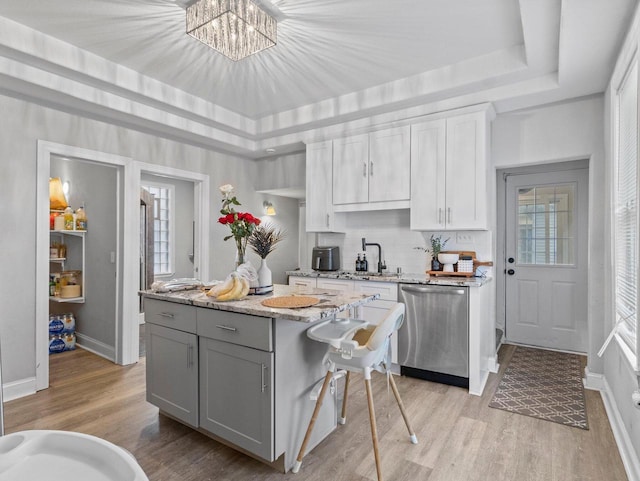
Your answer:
[507,269,515,275]
[507,257,515,264]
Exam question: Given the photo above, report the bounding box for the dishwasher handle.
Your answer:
[400,285,465,295]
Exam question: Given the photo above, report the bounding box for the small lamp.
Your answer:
[263,201,276,216]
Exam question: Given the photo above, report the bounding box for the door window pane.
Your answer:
[517,183,576,265]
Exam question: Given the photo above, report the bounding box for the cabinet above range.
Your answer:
[304,104,494,233]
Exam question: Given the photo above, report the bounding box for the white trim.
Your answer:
[583,367,605,391]
[487,356,500,374]
[601,377,640,481]
[75,334,116,362]
[36,140,133,390]
[2,377,36,402]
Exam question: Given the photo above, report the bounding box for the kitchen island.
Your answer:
[140,284,379,472]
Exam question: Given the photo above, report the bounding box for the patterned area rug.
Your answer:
[489,346,588,430]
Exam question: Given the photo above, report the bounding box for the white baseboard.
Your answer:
[583,367,605,391]
[601,377,640,481]
[488,355,500,373]
[3,376,36,402]
[75,333,115,362]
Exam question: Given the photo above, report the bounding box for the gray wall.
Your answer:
[141,173,195,280]
[50,156,119,353]
[0,93,299,389]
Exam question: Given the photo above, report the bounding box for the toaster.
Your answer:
[312,246,340,271]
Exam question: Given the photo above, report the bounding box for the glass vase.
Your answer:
[235,237,245,268]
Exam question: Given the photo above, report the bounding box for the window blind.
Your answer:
[615,60,638,355]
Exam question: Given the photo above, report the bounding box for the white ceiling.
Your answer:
[0,0,635,156]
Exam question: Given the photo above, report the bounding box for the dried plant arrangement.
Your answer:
[248,223,286,259]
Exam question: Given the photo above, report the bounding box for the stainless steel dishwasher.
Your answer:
[398,284,469,388]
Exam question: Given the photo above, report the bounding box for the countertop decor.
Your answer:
[217,184,261,267]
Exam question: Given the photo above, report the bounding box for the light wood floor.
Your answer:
[4,345,627,481]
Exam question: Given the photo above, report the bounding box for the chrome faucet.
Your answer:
[362,237,387,274]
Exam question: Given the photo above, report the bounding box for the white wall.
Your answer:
[0,93,299,390]
[492,95,606,375]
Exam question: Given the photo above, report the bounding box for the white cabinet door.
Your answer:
[306,141,336,232]
[288,276,317,289]
[445,112,487,230]
[410,119,447,230]
[369,126,411,203]
[333,134,369,205]
[410,112,488,230]
[146,323,198,427]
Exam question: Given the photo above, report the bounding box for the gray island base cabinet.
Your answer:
[141,286,377,472]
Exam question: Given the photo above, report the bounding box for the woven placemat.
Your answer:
[261,296,320,309]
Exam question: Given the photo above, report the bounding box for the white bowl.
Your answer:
[438,253,459,272]
[438,253,459,265]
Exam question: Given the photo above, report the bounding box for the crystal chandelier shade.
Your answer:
[186,0,277,61]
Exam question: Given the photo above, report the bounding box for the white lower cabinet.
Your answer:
[287,276,316,289]
[146,323,198,427]
[199,337,274,461]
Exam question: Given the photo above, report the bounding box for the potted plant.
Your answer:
[415,234,449,271]
[248,223,285,288]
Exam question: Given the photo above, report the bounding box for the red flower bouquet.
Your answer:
[218,184,260,266]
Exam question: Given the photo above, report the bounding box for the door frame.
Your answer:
[496,158,589,346]
[36,144,210,391]
[36,140,132,390]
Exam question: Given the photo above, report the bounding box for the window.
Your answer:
[614,59,638,358]
[517,183,575,266]
[143,183,175,277]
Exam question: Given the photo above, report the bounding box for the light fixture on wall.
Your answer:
[186,0,277,61]
[263,201,276,216]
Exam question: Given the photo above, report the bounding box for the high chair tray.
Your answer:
[307,318,369,347]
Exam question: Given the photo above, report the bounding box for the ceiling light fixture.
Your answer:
[186,0,277,61]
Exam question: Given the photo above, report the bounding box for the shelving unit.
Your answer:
[49,229,86,304]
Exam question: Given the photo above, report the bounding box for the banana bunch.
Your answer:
[206,273,250,301]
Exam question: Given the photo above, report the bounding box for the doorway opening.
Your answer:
[497,159,589,353]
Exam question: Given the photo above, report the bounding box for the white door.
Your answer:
[505,169,588,352]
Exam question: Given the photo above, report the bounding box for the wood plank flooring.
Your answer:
[4,344,628,481]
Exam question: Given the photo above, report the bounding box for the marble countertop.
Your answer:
[140,284,380,323]
[286,269,492,287]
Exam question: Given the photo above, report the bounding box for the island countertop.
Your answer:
[140,284,380,323]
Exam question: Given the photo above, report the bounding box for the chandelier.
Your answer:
[186,0,277,61]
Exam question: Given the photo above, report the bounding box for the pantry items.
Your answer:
[53,214,65,230]
[63,207,74,230]
[75,206,87,230]
[59,270,82,298]
[48,313,76,354]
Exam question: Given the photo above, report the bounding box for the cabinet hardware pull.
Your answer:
[261,364,267,393]
[187,344,191,368]
[159,312,174,318]
[326,214,330,227]
[216,325,237,332]
[448,207,451,224]
[363,161,367,177]
[370,161,373,176]
[438,208,443,224]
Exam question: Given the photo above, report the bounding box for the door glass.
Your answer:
[517,183,575,265]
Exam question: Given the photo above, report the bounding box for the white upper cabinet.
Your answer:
[333,126,410,209]
[410,111,490,230]
[368,126,411,203]
[306,140,343,232]
[332,133,369,205]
